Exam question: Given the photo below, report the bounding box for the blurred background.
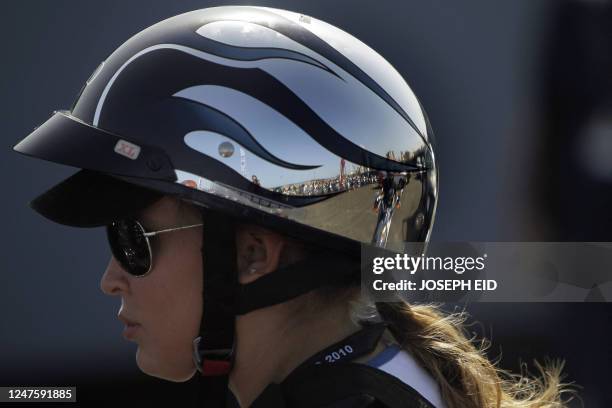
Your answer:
[2,0,611,406]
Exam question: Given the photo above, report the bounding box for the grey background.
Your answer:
[2,0,610,406]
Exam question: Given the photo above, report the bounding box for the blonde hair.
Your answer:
[369,300,575,408]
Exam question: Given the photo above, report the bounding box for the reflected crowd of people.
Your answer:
[270,170,379,196]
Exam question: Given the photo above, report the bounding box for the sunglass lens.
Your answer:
[106,219,151,276]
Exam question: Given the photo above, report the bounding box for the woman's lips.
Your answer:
[118,314,141,339]
[122,323,140,339]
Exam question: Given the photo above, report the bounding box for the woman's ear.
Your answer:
[235,225,285,284]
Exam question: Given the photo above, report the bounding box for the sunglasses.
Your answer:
[106,218,203,277]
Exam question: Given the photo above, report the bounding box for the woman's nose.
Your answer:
[100,256,130,296]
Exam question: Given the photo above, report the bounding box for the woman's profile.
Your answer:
[13,6,572,407]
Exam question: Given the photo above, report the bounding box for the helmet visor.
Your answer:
[13,111,176,182]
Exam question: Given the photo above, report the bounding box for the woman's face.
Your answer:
[100,196,203,382]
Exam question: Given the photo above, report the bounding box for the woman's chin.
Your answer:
[135,348,196,382]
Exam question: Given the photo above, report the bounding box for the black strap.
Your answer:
[235,252,360,314]
[196,210,359,405]
[296,322,388,370]
[197,210,237,404]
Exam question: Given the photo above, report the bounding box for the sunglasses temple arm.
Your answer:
[143,223,204,238]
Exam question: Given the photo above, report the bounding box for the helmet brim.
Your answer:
[29,169,165,228]
[13,111,177,182]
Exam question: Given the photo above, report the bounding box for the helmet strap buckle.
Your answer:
[193,336,235,376]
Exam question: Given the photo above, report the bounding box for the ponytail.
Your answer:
[374,302,574,408]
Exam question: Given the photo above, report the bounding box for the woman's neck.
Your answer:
[228,298,361,407]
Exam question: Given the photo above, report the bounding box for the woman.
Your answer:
[14,6,571,407]
[99,193,569,407]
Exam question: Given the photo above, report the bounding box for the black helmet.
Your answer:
[13,5,438,403]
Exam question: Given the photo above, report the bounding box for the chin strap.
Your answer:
[193,210,237,406]
[235,253,360,314]
[192,210,362,406]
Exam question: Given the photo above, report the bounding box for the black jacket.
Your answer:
[227,322,435,408]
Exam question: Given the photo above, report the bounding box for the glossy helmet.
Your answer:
[13,5,438,402]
